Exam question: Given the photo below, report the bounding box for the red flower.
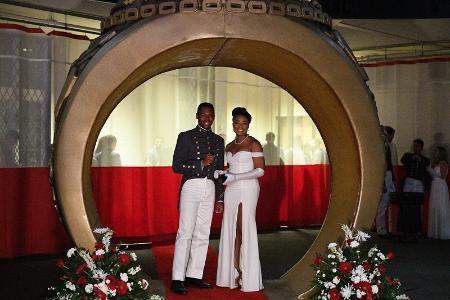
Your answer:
[338,261,353,273]
[116,280,128,296]
[346,239,354,246]
[95,242,105,250]
[94,289,106,300]
[329,288,341,300]
[378,265,386,274]
[106,275,117,290]
[394,278,400,286]
[357,281,372,293]
[386,276,393,285]
[118,253,130,266]
[386,251,395,260]
[56,259,65,268]
[362,261,372,271]
[77,276,88,286]
[314,256,322,265]
[76,263,87,275]
[92,254,103,261]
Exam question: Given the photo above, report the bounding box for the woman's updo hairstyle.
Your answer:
[232,107,252,123]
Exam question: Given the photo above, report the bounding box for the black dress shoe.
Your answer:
[185,277,212,289]
[171,280,188,295]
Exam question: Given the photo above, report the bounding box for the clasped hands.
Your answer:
[213,170,236,185]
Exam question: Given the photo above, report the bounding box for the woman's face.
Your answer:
[232,115,249,137]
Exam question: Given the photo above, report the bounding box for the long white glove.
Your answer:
[223,168,264,185]
[214,170,227,179]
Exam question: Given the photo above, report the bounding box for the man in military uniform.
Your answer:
[171,102,225,295]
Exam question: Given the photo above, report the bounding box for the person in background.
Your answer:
[398,138,430,241]
[427,146,450,239]
[93,135,122,166]
[263,132,283,165]
[376,126,396,238]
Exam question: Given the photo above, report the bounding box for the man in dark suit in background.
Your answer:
[171,102,225,295]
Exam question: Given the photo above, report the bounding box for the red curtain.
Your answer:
[1,165,331,257]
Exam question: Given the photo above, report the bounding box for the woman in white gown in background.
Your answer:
[427,146,450,239]
[216,107,265,292]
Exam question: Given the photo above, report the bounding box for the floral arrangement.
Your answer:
[311,225,409,300]
[48,228,163,300]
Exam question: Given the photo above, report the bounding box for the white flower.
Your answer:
[371,285,379,294]
[141,279,149,290]
[128,266,142,275]
[95,249,105,256]
[332,276,340,284]
[396,294,409,300]
[120,273,129,282]
[332,268,337,273]
[341,224,354,240]
[324,281,336,289]
[356,289,364,298]
[66,248,76,258]
[150,296,164,300]
[85,284,93,293]
[350,240,360,248]
[352,275,361,284]
[355,230,371,242]
[127,282,133,291]
[340,284,353,299]
[65,281,76,291]
[130,252,138,261]
[328,242,338,250]
[96,281,108,294]
[93,227,111,234]
[377,252,386,260]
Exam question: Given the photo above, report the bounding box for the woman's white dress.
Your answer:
[216,151,264,291]
[427,164,450,239]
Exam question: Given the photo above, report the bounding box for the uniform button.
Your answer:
[197,157,200,160]
[197,152,200,154]
[197,173,200,176]
[193,166,196,169]
[182,164,185,168]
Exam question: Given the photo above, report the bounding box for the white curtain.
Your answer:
[0,25,89,168]
[365,60,450,164]
[97,67,327,167]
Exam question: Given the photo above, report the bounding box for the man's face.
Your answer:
[413,142,422,154]
[196,106,214,129]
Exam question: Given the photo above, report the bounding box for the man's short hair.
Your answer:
[384,126,395,135]
[197,102,214,113]
[413,138,424,147]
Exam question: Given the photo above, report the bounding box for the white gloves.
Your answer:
[223,168,264,185]
[214,170,227,179]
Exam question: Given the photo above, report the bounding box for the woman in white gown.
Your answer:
[216,107,265,292]
[427,146,450,239]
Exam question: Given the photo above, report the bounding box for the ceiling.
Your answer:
[1,0,450,61]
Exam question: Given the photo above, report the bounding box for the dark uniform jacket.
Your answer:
[401,152,430,181]
[172,126,225,205]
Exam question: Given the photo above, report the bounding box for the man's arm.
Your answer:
[172,132,202,174]
[215,137,225,202]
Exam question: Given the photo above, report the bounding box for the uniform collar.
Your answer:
[196,125,212,133]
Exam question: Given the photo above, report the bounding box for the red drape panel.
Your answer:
[0,168,72,257]
[91,165,331,239]
[1,165,331,257]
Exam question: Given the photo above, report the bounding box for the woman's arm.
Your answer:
[251,138,265,169]
[439,161,448,179]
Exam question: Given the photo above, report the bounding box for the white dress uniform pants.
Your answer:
[376,170,396,234]
[172,178,215,281]
[403,177,424,193]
